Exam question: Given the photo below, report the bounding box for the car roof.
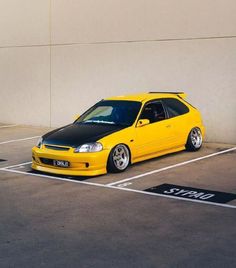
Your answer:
[105,92,186,102]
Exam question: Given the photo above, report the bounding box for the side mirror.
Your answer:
[74,114,80,121]
[137,119,150,127]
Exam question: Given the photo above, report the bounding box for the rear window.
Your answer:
[163,98,189,118]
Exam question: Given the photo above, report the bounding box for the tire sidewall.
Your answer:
[186,127,202,151]
[107,144,130,173]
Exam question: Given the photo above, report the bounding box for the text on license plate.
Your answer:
[53,160,70,167]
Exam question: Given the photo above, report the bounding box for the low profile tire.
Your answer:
[107,144,130,173]
[186,127,203,151]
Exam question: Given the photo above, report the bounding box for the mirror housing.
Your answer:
[137,119,150,127]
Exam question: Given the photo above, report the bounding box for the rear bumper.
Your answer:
[200,124,206,139]
[31,146,109,176]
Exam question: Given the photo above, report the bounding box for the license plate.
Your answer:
[53,160,70,168]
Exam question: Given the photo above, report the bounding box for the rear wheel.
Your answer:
[107,144,130,173]
[186,127,202,151]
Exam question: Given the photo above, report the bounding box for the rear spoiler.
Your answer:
[148,92,187,99]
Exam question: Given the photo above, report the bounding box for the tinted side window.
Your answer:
[140,102,166,123]
[163,98,189,118]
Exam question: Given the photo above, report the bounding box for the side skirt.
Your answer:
[131,145,186,164]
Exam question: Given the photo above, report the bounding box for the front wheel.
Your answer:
[186,127,203,151]
[107,144,130,173]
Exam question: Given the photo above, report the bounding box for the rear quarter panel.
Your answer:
[181,100,205,140]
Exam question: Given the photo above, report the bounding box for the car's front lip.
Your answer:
[31,145,109,176]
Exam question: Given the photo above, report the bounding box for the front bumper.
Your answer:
[31,145,110,176]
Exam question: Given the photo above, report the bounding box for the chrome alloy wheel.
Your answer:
[190,128,202,149]
[112,144,130,171]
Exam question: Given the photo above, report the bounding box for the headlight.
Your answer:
[37,137,43,148]
[74,142,103,153]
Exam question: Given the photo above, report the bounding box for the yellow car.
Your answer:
[32,92,205,176]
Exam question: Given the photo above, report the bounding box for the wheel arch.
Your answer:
[106,142,132,171]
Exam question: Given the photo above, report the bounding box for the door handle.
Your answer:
[166,125,171,128]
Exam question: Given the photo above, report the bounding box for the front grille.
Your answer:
[45,145,70,151]
[40,158,54,166]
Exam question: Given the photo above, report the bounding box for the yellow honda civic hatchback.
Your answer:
[32,92,205,176]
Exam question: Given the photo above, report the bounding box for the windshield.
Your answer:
[75,100,142,126]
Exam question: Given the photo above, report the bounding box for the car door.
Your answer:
[133,100,175,160]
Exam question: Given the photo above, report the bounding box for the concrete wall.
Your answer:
[0,0,236,143]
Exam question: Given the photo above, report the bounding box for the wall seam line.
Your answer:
[0,35,236,49]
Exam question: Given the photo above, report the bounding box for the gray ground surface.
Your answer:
[0,124,235,268]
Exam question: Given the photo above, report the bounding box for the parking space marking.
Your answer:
[0,136,40,145]
[2,161,32,169]
[0,124,18,129]
[107,147,236,186]
[0,167,235,209]
[3,161,32,169]
[0,168,111,188]
[117,182,133,188]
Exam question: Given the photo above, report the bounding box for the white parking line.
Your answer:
[3,161,32,169]
[107,147,236,186]
[0,167,235,209]
[0,124,18,129]
[0,136,40,145]
[0,168,111,188]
